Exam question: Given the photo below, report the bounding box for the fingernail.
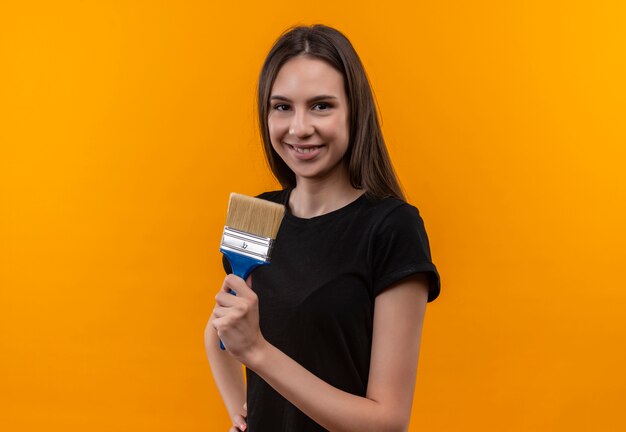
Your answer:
[240,424,247,431]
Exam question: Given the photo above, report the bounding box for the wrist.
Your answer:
[244,336,271,371]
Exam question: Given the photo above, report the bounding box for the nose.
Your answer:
[288,109,314,138]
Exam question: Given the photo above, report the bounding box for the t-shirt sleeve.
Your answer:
[371,203,441,302]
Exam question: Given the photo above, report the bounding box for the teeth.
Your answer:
[293,146,320,154]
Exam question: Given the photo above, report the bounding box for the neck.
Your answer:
[289,162,364,218]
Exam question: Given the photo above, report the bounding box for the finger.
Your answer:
[211,316,225,331]
[215,291,239,307]
[212,305,227,319]
[232,414,247,431]
[243,402,247,411]
[225,274,251,292]
[221,276,239,294]
[224,274,255,298]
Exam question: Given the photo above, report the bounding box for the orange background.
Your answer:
[1,1,625,431]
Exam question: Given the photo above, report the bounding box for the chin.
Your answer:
[292,170,323,180]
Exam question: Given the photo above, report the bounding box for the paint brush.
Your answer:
[218,192,285,350]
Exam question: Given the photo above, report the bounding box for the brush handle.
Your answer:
[218,249,269,350]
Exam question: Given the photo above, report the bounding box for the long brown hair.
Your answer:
[257,24,405,201]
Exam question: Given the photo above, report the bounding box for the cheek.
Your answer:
[267,123,283,153]
[268,117,286,140]
[267,119,277,137]
[327,115,349,143]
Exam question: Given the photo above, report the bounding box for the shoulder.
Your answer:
[361,195,425,231]
[366,196,440,302]
[363,196,430,253]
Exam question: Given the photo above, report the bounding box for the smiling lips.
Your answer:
[286,143,324,160]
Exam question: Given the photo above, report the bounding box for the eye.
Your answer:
[273,104,289,111]
[314,102,332,111]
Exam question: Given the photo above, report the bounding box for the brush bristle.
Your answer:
[225,193,285,239]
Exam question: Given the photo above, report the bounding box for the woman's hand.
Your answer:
[211,274,267,365]
[229,402,247,431]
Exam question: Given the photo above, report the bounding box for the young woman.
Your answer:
[206,24,441,432]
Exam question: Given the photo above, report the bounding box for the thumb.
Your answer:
[235,275,254,299]
[224,274,252,295]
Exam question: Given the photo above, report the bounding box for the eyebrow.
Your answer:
[270,94,338,102]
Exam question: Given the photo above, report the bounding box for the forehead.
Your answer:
[271,56,345,98]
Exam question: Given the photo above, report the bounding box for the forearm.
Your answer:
[246,341,403,432]
[204,325,246,420]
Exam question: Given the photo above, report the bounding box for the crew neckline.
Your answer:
[282,187,368,224]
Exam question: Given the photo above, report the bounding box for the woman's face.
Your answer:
[268,55,350,183]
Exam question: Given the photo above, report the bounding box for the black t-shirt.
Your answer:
[222,188,441,431]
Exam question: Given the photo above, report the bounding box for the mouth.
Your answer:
[286,143,325,154]
[285,143,325,160]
